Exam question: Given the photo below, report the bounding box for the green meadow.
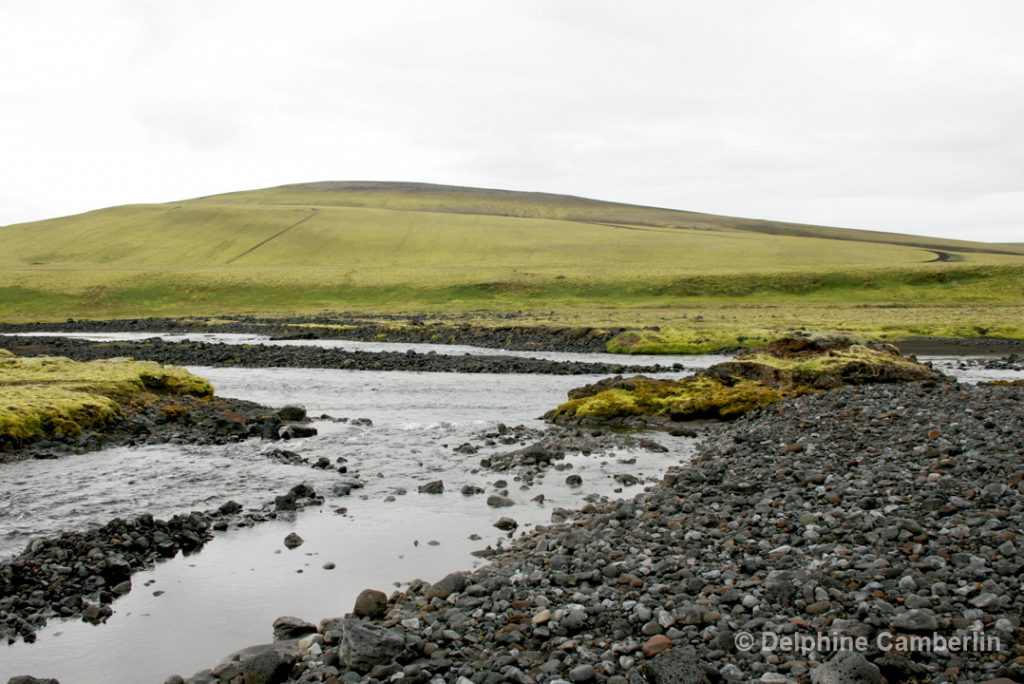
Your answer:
[1,181,1021,351]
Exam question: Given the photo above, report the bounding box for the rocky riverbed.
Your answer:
[0,315,622,354]
[0,336,679,376]
[170,380,1023,684]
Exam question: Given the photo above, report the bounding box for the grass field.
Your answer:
[1,181,1021,349]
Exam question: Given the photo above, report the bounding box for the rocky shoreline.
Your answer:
[0,483,325,645]
[0,336,681,376]
[164,380,1023,684]
[3,316,1024,357]
[0,315,621,354]
[0,394,318,465]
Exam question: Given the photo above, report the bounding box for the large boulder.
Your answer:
[339,617,405,672]
[353,589,388,618]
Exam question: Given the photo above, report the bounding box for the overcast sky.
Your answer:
[1,1,1021,242]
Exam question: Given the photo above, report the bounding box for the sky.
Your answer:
[1,1,1021,242]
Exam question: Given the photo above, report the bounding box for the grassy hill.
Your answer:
[1,181,1022,347]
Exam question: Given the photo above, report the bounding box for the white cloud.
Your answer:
[0,0,1021,241]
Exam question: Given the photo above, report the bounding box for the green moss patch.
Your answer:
[0,352,213,448]
[547,338,946,424]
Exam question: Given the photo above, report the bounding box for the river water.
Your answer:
[0,363,695,683]
[0,335,1019,683]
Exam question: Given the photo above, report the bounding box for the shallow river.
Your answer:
[0,365,695,683]
[0,337,1018,683]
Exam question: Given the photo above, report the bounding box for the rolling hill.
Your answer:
[0,181,1021,347]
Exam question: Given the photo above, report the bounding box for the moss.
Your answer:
[548,338,945,423]
[0,351,214,448]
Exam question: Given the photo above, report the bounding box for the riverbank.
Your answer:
[3,315,1024,356]
[0,336,681,376]
[0,351,313,464]
[174,380,1024,684]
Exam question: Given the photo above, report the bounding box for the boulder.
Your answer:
[494,517,518,531]
[338,617,405,673]
[353,589,388,619]
[272,616,317,641]
[426,572,468,599]
[279,425,317,440]
[282,532,304,550]
[417,480,444,494]
[240,647,293,684]
[277,405,307,422]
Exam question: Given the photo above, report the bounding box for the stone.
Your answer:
[283,532,304,550]
[239,647,293,684]
[642,634,673,657]
[418,480,444,494]
[279,424,317,440]
[569,664,595,682]
[353,589,388,619]
[486,494,514,507]
[643,647,710,683]
[339,617,405,673]
[272,616,317,641]
[277,404,307,422]
[532,609,552,625]
[426,572,468,599]
[891,609,938,632]
[7,678,62,684]
[810,651,882,684]
[494,517,518,531]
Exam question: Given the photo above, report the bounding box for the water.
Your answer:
[0,367,695,683]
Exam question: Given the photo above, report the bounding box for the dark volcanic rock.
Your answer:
[352,589,388,619]
[338,617,405,673]
[271,616,316,641]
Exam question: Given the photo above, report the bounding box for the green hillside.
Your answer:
[0,181,1022,347]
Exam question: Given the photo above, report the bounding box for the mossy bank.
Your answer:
[546,336,948,427]
[0,351,292,462]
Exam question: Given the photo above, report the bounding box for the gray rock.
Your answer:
[810,651,882,684]
[426,572,468,599]
[643,648,711,684]
[890,609,938,632]
[7,678,62,684]
[339,616,405,673]
[283,532,304,550]
[279,424,317,440]
[486,494,514,507]
[494,517,518,531]
[239,647,293,684]
[272,616,316,641]
[569,664,595,682]
[418,480,444,494]
[353,589,388,618]
[277,404,307,422]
